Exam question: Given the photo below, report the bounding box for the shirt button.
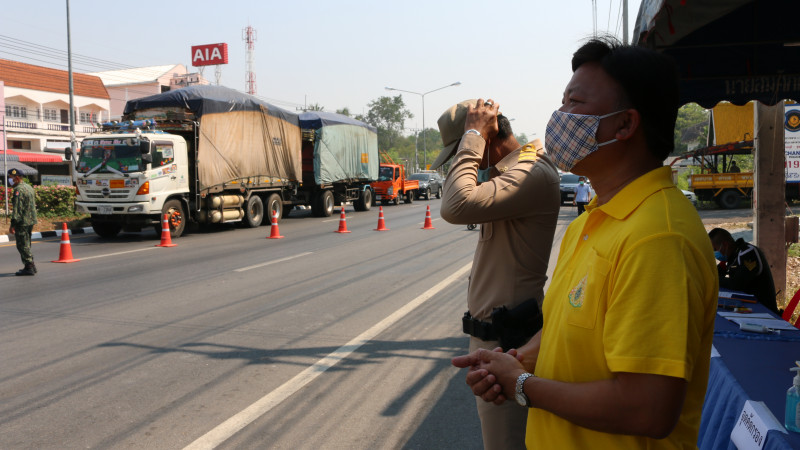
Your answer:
[583,235,588,241]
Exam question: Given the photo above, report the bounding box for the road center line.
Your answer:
[183,261,472,450]
[234,252,313,272]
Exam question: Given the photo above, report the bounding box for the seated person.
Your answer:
[708,227,778,314]
[728,160,741,173]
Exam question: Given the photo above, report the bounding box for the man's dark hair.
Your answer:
[572,36,680,161]
[496,114,513,140]
[708,227,733,246]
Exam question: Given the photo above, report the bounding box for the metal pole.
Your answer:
[622,0,629,45]
[3,112,7,217]
[422,94,427,170]
[66,0,77,181]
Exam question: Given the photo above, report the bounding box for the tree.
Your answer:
[362,95,413,150]
[673,103,710,154]
[336,107,351,117]
[306,103,325,112]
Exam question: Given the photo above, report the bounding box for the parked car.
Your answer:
[559,172,594,205]
[408,172,443,199]
[681,189,698,206]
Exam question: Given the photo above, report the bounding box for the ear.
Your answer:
[614,108,640,142]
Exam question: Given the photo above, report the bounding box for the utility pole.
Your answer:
[66,0,77,182]
[623,0,629,44]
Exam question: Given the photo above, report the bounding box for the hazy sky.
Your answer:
[2,0,638,140]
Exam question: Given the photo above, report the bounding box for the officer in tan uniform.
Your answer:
[435,99,560,449]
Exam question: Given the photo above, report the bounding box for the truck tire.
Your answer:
[354,189,372,212]
[243,195,264,228]
[405,190,414,204]
[265,193,283,224]
[718,190,741,209]
[392,193,400,206]
[313,190,335,217]
[162,199,186,238]
[92,220,122,238]
[436,187,442,199]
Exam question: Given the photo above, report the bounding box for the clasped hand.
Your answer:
[451,347,526,405]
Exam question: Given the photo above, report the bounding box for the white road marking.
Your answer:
[183,261,472,450]
[233,252,313,272]
[80,247,160,260]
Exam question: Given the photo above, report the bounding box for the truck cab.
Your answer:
[73,122,191,237]
[371,163,419,205]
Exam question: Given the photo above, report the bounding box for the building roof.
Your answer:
[88,64,184,87]
[0,59,109,99]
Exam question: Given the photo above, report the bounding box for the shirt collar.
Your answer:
[585,166,675,219]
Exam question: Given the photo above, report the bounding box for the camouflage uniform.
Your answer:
[10,178,38,272]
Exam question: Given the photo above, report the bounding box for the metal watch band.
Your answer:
[464,129,481,137]
[515,372,534,407]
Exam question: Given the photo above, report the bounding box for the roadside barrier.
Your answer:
[52,222,80,263]
[422,205,435,229]
[335,205,351,233]
[156,214,177,247]
[267,210,284,239]
[374,206,389,231]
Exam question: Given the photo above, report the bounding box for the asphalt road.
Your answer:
[0,200,574,450]
[0,201,747,449]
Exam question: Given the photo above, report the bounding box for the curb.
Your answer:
[0,227,94,243]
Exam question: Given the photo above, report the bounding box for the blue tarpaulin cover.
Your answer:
[299,111,378,185]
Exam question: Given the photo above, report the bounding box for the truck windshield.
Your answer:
[78,138,143,174]
[378,166,394,181]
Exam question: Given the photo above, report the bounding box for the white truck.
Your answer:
[72,85,377,238]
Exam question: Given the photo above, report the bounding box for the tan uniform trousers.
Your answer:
[470,336,527,450]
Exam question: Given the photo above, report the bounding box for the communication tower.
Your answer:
[243,25,257,95]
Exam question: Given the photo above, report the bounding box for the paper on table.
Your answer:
[718,312,774,319]
[728,317,798,331]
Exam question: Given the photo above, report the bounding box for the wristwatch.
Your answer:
[464,129,482,137]
[515,372,534,407]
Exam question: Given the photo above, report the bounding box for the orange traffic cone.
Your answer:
[52,222,80,263]
[334,205,351,233]
[156,214,177,247]
[422,205,435,229]
[374,206,389,231]
[267,210,284,239]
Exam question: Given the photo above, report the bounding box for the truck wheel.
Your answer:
[264,193,283,224]
[718,190,741,209]
[405,191,414,204]
[162,199,186,238]
[354,189,372,212]
[243,195,264,228]
[313,190,335,217]
[92,221,122,238]
[436,187,442,199]
[392,193,400,206]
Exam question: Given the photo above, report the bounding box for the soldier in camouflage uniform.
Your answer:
[7,168,38,276]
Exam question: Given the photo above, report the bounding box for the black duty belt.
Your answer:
[462,311,498,341]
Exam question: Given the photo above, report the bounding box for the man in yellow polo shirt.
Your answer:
[452,37,718,448]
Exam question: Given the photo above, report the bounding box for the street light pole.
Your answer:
[385,81,461,171]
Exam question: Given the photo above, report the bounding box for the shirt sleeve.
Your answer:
[603,233,716,380]
[440,135,548,224]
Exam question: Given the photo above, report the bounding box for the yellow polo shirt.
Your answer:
[527,166,718,449]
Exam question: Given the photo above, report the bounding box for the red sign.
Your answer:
[191,43,228,67]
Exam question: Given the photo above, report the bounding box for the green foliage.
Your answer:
[362,95,413,150]
[305,103,325,111]
[790,242,800,258]
[674,103,710,155]
[335,107,351,117]
[34,185,77,217]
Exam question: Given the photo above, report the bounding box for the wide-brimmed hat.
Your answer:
[431,99,478,170]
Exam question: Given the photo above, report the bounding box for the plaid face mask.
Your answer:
[544,109,624,172]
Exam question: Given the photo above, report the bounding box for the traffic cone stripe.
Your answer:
[335,206,351,233]
[422,205,435,229]
[52,222,80,263]
[156,213,177,247]
[267,210,284,239]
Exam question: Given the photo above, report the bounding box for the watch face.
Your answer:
[515,392,527,406]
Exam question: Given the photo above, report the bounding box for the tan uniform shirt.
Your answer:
[441,134,560,320]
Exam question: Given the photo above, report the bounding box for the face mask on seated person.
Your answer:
[545,109,624,172]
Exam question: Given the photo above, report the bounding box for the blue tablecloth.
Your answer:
[698,301,800,449]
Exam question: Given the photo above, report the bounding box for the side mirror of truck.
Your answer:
[140,140,151,154]
[141,153,153,164]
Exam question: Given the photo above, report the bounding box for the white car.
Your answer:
[681,189,698,206]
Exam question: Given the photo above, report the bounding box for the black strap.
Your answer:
[462,311,498,341]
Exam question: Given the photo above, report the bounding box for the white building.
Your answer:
[89,64,208,120]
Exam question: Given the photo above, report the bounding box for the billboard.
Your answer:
[191,43,228,67]
[786,104,800,184]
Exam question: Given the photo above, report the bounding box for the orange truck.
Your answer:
[371,154,419,205]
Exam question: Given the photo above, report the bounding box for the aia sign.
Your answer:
[191,43,229,67]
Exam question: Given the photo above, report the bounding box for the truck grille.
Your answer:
[82,188,135,200]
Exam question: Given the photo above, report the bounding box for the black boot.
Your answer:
[15,263,35,276]
[30,262,37,274]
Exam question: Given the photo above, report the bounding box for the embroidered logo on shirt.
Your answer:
[744,260,757,271]
[518,144,539,162]
[568,275,588,308]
